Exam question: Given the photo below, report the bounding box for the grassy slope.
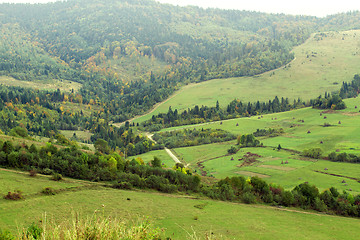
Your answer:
[0,76,82,93]
[134,30,360,123]
[144,97,360,194]
[1,169,359,239]
[130,149,176,168]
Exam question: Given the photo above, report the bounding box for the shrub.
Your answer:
[19,215,163,240]
[281,191,295,207]
[4,190,23,200]
[302,148,322,159]
[251,176,270,195]
[262,193,274,203]
[314,197,328,212]
[51,173,63,181]
[9,126,28,138]
[242,192,256,204]
[151,156,162,168]
[0,228,15,240]
[41,187,57,195]
[41,168,53,175]
[29,169,37,177]
[26,223,42,240]
[112,181,133,190]
[227,146,238,154]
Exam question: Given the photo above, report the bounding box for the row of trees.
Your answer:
[203,176,360,217]
[141,97,307,131]
[0,140,200,193]
[152,128,236,148]
[328,151,360,163]
[1,138,359,218]
[311,92,346,110]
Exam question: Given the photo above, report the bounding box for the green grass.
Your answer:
[60,130,93,142]
[1,170,359,240]
[175,145,360,194]
[135,30,360,123]
[148,97,360,194]
[0,169,86,197]
[129,149,176,168]
[0,76,82,93]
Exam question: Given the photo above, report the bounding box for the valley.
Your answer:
[0,0,360,239]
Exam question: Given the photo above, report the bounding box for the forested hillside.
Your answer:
[0,0,359,152]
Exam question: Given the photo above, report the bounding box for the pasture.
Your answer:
[129,149,176,168]
[140,97,360,194]
[1,169,359,240]
[134,30,360,123]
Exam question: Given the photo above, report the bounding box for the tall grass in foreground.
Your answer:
[17,213,164,240]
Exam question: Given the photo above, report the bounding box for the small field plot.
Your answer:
[60,130,93,142]
[191,145,360,194]
[173,141,235,167]
[0,76,82,92]
[205,147,310,178]
[54,102,102,117]
[130,149,175,168]
[0,169,84,197]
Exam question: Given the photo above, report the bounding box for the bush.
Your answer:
[26,223,42,240]
[0,228,15,240]
[41,168,53,175]
[112,181,133,190]
[242,192,257,204]
[151,156,162,168]
[262,193,274,203]
[51,173,62,181]
[314,197,328,212]
[302,148,322,159]
[29,169,37,177]
[19,215,163,240]
[41,187,57,195]
[227,146,238,154]
[281,191,294,207]
[251,176,270,195]
[4,190,23,200]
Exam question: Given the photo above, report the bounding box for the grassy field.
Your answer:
[140,97,360,194]
[0,76,82,93]
[60,130,93,142]
[129,149,176,168]
[134,30,360,123]
[161,97,360,154]
[1,169,359,239]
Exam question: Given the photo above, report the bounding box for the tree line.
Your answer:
[1,139,359,218]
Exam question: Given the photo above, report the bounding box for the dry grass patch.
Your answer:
[0,76,82,92]
[341,112,360,116]
[235,171,270,178]
[258,165,295,171]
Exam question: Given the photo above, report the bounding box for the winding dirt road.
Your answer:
[146,133,181,164]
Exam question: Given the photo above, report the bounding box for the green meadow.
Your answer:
[134,30,360,123]
[137,97,360,195]
[1,169,359,240]
[129,149,176,168]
